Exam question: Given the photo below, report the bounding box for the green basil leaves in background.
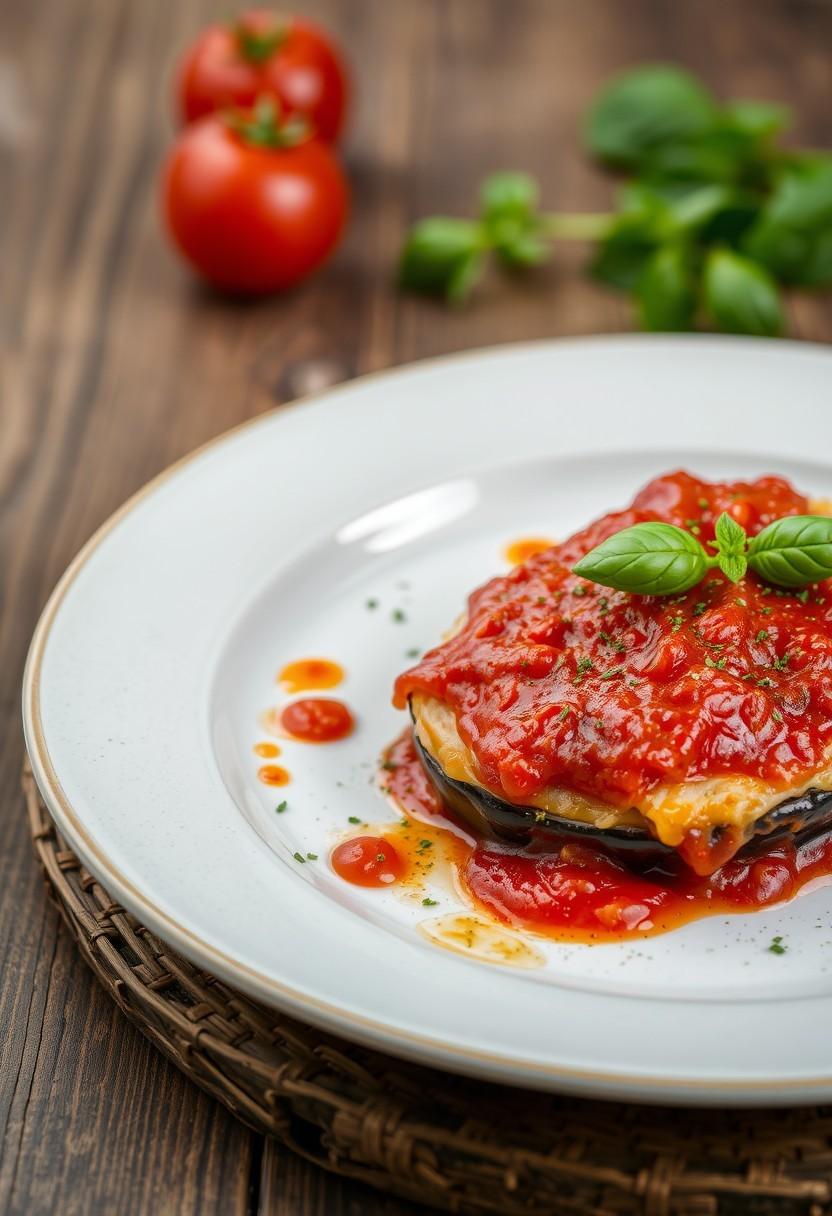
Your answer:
[703,248,783,336]
[398,218,486,303]
[585,65,718,171]
[572,521,709,595]
[747,516,832,587]
[399,63,832,332]
[636,245,695,331]
[573,512,832,597]
[398,173,549,302]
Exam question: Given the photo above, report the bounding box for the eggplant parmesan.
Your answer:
[393,471,832,880]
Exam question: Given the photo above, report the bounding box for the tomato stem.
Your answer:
[225,97,311,149]
[234,21,288,65]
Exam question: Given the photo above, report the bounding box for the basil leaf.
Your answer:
[722,100,790,141]
[572,522,709,595]
[746,220,832,288]
[703,248,783,336]
[591,222,660,290]
[480,173,548,269]
[493,230,548,268]
[636,245,695,331]
[585,65,717,170]
[747,515,832,587]
[714,510,747,553]
[717,551,747,583]
[744,159,832,286]
[399,218,485,299]
[446,251,486,304]
[764,157,832,229]
[480,173,539,225]
[666,184,735,233]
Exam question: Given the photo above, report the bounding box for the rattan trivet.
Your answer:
[23,764,832,1216]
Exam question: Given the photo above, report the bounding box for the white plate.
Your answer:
[23,336,832,1106]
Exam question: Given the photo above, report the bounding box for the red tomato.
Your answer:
[176,10,349,143]
[162,110,348,294]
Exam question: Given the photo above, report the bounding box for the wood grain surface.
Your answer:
[1,0,830,1212]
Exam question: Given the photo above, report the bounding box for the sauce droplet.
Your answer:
[331,835,405,887]
[280,697,354,743]
[254,741,280,758]
[504,536,555,565]
[278,657,344,693]
[258,763,291,786]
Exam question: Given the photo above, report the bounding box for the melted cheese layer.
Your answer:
[412,692,832,849]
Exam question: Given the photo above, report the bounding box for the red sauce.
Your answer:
[331,835,406,887]
[279,657,344,693]
[254,741,280,758]
[381,731,832,944]
[395,471,832,874]
[504,536,554,565]
[258,763,291,786]
[280,697,354,743]
[465,833,832,942]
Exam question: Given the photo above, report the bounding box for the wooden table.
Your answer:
[2,0,831,1211]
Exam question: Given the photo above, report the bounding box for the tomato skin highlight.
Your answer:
[331,836,405,887]
[176,11,349,142]
[162,116,348,294]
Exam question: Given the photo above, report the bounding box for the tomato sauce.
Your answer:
[330,835,406,887]
[258,763,291,786]
[383,472,832,943]
[395,471,832,817]
[380,731,832,944]
[278,657,344,692]
[280,697,354,742]
[504,536,555,565]
[254,741,281,758]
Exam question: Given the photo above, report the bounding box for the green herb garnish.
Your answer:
[768,935,787,954]
[573,513,832,597]
[398,65,832,335]
[422,897,439,907]
[276,801,288,813]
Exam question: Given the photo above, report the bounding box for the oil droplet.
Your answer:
[254,741,280,758]
[278,657,344,693]
[258,764,291,787]
[504,537,555,566]
[419,913,545,968]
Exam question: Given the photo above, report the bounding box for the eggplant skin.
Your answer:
[413,733,832,865]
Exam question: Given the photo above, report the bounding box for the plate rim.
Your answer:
[22,333,832,1103]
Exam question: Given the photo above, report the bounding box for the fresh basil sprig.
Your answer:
[573,512,832,596]
[398,64,832,336]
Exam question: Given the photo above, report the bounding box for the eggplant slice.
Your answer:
[413,732,832,867]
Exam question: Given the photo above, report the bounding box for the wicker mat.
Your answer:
[23,765,832,1216]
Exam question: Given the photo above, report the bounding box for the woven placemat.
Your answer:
[23,764,832,1216]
